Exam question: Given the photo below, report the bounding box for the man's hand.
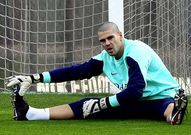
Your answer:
[82,98,108,118]
[5,75,33,96]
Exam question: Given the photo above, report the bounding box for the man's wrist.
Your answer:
[30,74,43,83]
[99,97,111,110]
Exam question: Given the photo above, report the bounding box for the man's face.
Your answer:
[98,29,123,59]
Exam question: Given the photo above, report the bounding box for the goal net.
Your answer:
[0,0,109,93]
[0,0,191,94]
[124,0,191,94]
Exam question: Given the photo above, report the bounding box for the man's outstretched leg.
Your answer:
[11,85,74,120]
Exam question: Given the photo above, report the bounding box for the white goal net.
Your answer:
[0,0,191,94]
[124,0,191,94]
[0,0,108,93]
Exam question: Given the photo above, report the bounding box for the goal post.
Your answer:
[108,0,124,35]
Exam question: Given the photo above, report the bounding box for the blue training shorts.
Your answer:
[69,97,174,120]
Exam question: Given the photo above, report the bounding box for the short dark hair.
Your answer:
[98,22,120,34]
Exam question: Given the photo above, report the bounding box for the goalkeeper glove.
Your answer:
[82,97,110,118]
[5,74,42,96]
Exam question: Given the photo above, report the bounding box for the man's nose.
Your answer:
[105,39,110,45]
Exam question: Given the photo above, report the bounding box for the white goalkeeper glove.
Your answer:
[5,74,41,96]
[82,97,110,118]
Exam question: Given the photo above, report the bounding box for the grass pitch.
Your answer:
[0,93,190,135]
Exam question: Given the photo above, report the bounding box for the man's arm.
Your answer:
[6,58,103,96]
[48,58,103,83]
[113,57,145,105]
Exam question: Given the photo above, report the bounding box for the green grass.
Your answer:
[0,93,190,135]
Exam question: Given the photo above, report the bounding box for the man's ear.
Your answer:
[119,32,123,41]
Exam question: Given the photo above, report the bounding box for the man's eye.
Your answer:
[100,39,105,43]
[99,35,114,44]
[107,35,114,40]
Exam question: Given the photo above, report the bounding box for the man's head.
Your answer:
[98,22,124,60]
